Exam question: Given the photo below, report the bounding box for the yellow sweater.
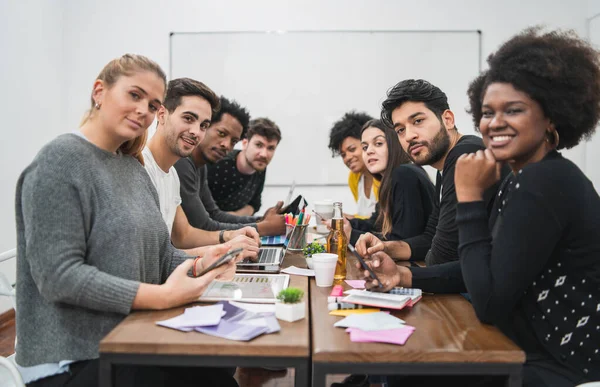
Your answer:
[348,171,380,218]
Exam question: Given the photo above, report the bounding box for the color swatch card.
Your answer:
[329,308,381,317]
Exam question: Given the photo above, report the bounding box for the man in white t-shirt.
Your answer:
[144,77,259,259]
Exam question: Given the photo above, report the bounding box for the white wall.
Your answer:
[0,0,65,313]
[0,0,591,313]
[586,0,600,190]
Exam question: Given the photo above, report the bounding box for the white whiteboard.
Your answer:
[171,31,481,186]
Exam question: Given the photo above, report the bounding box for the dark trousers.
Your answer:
[27,359,239,387]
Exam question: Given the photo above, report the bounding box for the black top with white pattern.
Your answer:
[409,150,600,383]
[206,150,266,213]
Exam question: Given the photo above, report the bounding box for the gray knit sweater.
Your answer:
[15,134,188,366]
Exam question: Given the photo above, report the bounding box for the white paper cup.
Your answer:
[312,253,338,287]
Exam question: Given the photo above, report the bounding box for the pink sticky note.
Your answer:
[344,280,366,289]
[330,285,344,297]
[347,326,416,346]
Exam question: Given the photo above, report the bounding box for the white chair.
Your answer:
[0,249,23,387]
[0,248,17,309]
[0,356,24,387]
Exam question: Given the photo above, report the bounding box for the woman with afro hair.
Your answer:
[328,111,380,218]
[359,27,600,386]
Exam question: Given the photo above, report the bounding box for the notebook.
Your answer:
[342,289,413,310]
[388,287,423,306]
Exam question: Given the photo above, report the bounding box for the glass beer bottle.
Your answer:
[326,202,347,282]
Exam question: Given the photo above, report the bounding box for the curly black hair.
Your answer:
[381,79,451,128]
[212,96,251,139]
[328,111,373,157]
[467,27,600,150]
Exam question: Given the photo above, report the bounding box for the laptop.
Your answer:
[236,233,290,273]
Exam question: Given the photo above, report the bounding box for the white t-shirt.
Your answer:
[356,173,377,217]
[142,147,182,236]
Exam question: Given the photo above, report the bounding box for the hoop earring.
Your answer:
[546,130,559,148]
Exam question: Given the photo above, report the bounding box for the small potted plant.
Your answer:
[303,241,325,269]
[275,287,305,322]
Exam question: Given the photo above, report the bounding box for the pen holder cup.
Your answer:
[285,224,295,239]
[286,224,308,252]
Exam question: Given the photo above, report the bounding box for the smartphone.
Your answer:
[348,244,383,288]
[196,248,243,277]
[280,195,306,215]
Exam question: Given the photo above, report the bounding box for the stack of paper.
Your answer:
[156,301,280,341]
[334,311,415,345]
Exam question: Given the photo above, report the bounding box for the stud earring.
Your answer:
[95,102,101,110]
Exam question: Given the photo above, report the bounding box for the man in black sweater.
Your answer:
[356,79,505,265]
[207,118,282,216]
[174,97,286,236]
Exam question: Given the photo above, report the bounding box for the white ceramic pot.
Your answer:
[305,257,315,269]
[275,301,306,322]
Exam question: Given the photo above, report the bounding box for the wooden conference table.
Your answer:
[99,250,525,387]
[311,256,525,387]
[98,254,311,387]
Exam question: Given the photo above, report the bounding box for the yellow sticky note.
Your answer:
[329,308,380,316]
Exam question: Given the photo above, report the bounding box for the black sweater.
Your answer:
[349,164,434,246]
[411,151,600,383]
[404,135,502,264]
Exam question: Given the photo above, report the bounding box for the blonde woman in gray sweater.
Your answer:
[15,54,239,387]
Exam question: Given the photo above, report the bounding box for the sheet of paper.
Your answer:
[344,280,366,289]
[281,266,315,277]
[329,308,380,317]
[180,304,224,327]
[334,311,405,331]
[195,319,268,341]
[346,325,415,345]
[155,314,195,332]
[156,304,224,330]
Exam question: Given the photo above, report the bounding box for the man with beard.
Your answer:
[143,78,260,259]
[207,118,282,216]
[174,96,286,236]
[355,79,506,266]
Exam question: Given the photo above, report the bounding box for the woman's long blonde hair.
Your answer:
[80,54,166,164]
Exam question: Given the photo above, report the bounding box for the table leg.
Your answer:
[312,363,327,387]
[294,358,311,387]
[98,356,113,387]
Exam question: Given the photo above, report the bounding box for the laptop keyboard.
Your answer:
[258,249,279,264]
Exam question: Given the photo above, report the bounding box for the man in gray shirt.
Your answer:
[174,96,285,236]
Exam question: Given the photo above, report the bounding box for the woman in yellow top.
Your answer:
[328,111,380,218]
